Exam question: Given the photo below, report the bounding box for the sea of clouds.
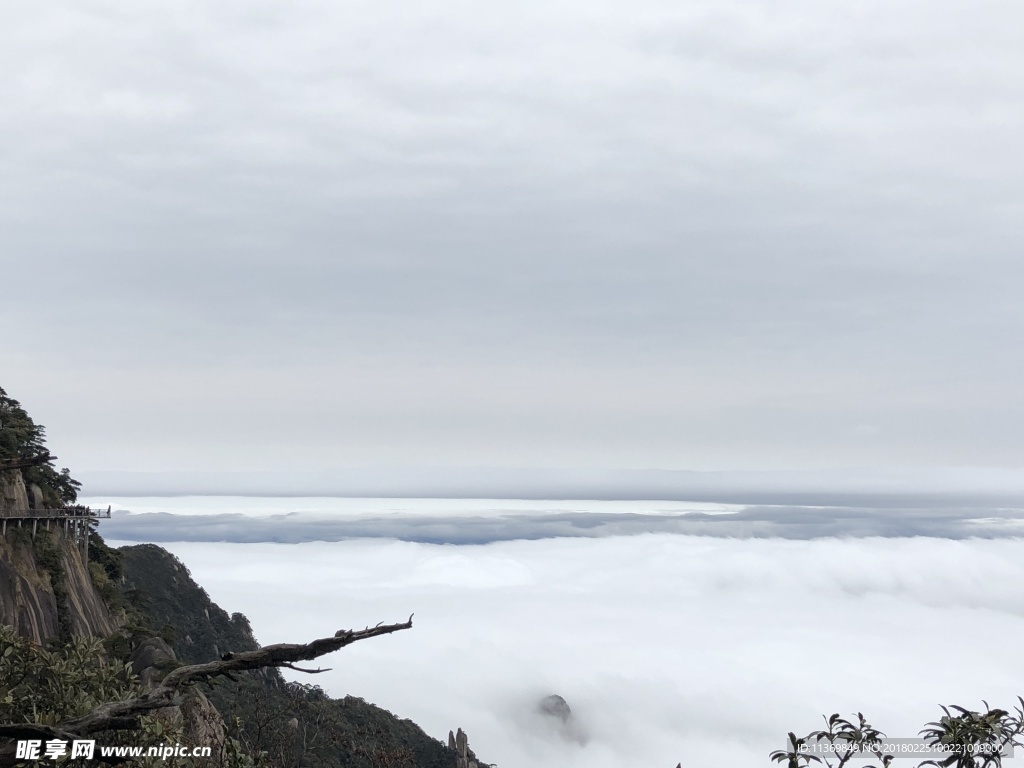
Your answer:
[95,494,1024,543]
[96,497,1024,767]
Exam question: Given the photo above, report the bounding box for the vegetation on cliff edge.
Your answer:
[116,543,465,768]
[0,387,80,506]
[1,384,473,767]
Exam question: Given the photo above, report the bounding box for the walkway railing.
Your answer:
[0,505,111,520]
[0,505,110,562]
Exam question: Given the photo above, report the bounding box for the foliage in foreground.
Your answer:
[773,702,1024,768]
[0,625,136,727]
[0,625,260,767]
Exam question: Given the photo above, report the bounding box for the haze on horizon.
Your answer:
[2,0,1021,487]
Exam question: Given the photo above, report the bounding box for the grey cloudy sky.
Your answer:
[2,0,1022,482]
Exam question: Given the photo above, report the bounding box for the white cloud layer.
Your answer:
[100,503,1024,544]
[88,493,1024,544]
[119,534,1024,768]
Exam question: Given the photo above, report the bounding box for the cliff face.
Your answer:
[0,469,118,643]
[0,469,30,512]
[128,636,229,759]
[0,530,58,641]
[62,536,120,637]
[0,533,118,642]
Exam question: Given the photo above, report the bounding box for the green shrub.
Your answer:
[0,624,137,725]
[773,702,1024,768]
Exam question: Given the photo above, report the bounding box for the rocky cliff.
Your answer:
[0,528,119,643]
[129,636,229,758]
[2,383,487,767]
[0,468,30,513]
[0,469,117,643]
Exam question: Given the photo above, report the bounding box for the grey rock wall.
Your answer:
[448,727,479,768]
[0,469,29,512]
[131,636,228,758]
[0,535,59,640]
[2,461,118,643]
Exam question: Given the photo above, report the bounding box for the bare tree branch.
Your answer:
[0,618,413,766]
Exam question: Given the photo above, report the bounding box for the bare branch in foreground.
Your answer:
[0,618,413,766]
[279,662,330,673]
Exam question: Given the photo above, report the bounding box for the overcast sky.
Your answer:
[2,0,1022,483]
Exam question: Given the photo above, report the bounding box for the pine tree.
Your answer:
[0,385,81,505]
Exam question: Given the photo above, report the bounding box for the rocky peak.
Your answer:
[539,693,573,723]
[448,726,480,768]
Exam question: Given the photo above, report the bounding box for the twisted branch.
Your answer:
[0,617,413,766]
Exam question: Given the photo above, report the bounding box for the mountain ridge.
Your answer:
[1,383,484,767]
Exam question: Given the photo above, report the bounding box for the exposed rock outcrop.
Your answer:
[0,528,117,643]
[28,483,45,510]
[537,693,587,745]
[539,693,572,723]
[130,635,227,758]
[0,533,57,640]
[3,451,117,644]
[129,636,178,688]
[179,691,228,756]
[0,469,29,513]
[61,538,119,638]
[448,727,479,768]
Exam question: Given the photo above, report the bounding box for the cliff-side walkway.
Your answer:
[0,505,111,561]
